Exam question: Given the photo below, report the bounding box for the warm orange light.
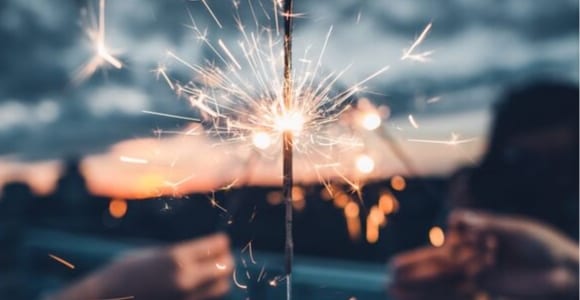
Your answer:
[369,205,386,226]
[429,226,445,247]
[136,173,165,197]
[344,202,360,219]
[266,191,283,205]
[391,175,406,191]
[379,193,395,215]
[355,155,375,174]
[333,193,350,208]
[292,186,305,201]
[252,131,272,149]
[291,186,306,211]
[346,217,361,241]
[292,198,306,211]
[109,198,128,219]
[320,188,333,201]
[275,111,304,134]
[366,217,379,244]
[361,112,382,131]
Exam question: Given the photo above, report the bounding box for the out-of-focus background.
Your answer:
[0,0,577,299]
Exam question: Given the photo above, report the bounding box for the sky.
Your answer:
[0,0,577,196]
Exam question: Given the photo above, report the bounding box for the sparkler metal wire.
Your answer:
[282,1,295,298]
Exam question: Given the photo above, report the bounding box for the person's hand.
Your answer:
[50,234,234,300]
[388,234,493,300]
[449,210,579,299]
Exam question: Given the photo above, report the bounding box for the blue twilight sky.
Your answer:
[0,0,577,160]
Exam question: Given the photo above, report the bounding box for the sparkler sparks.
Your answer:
[199,0,224,29]
[75,0,442,296]
[407,133,477,146]
[76,0,123,83]
[408,114,420,129]
[157,3,388,163]
[233,269,248,289]
[241,241,258,264]
[401,22,434,62]
[48,254,76,269]
[153,3,389,296]
[119,156,149,165]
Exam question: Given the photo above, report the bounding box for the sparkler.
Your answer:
[99,0,433,297]
[156,2,389,296]
[63,0,452,297]
[282,0,295,298]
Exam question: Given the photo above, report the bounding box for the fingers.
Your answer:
[174,250,234,291]
[390,246,449,270]
[172,234,230,264]
[185,278,230,300]
[479,267,578,298]
[389,237,495,300]
[448,210,508,237]
[390,282,475,300]
[169,234,234,294]
[448,209,557,242]
[448,209,578,268]
[390,246,469,290]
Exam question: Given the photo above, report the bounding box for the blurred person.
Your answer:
[388,81,579,299]
[390,210,579,300]
[46,234,234,300]
[468,81,579,238]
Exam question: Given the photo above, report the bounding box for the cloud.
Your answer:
[86,86,150,116]
[0,99,61,131]
[0,0,576,170]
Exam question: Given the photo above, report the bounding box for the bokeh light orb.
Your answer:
[355,154,375,174]
[252,131,272,149]
[361,112,382,131]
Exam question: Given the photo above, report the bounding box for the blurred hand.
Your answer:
[388,240,492,300]
[50,234,234,300]
[449,210,579,299]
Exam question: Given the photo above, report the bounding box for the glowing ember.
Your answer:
[48,254,76,269]
[274,111,305,135]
